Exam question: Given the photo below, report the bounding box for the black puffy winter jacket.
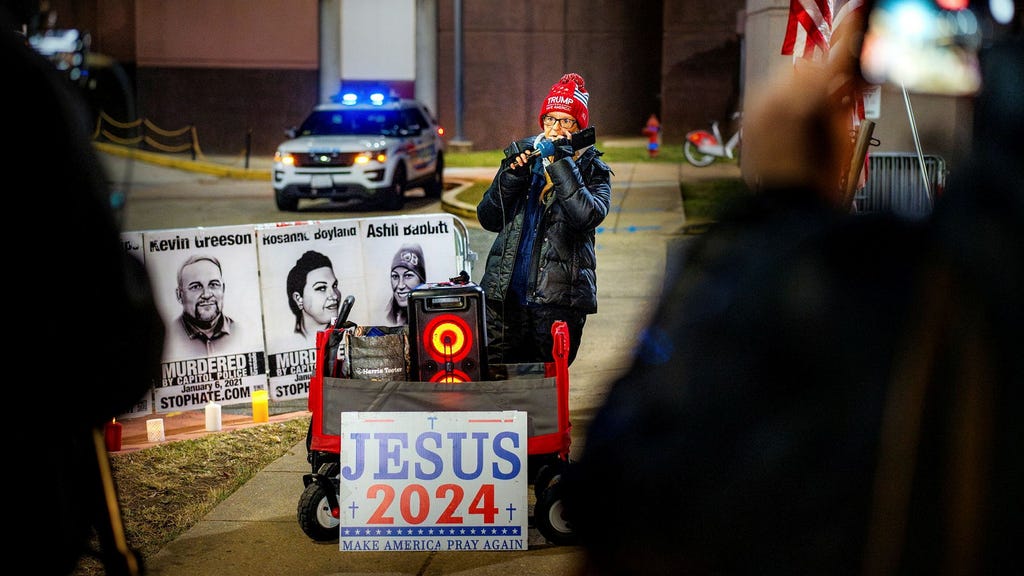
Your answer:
[476,138,612,313]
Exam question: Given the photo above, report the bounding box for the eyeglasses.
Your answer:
[541,115,577,129]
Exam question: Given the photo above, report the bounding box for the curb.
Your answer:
[94,142,272,181]
[440,179,481,221]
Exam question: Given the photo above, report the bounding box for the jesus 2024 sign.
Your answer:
[338,411,528,552]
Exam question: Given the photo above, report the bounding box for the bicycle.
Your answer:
[683,111,742,167]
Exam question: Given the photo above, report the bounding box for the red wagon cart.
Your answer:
[297,314,575,545]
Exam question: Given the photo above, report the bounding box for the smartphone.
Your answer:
[859,0,983,96]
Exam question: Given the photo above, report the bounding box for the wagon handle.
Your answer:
[551,320,571,459]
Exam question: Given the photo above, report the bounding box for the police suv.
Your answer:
[273,95,445,211]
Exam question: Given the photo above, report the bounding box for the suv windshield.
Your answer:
[298,109,422,137]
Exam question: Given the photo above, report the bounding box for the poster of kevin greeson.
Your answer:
[256,219,368,402]
[144,225,268,413]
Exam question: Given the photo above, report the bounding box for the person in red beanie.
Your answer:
[476,72,612,367]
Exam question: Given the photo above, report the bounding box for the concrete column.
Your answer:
[319,0,342,104]
[415,0,438,116]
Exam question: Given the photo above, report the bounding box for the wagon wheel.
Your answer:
[534,476,579,546]
[297,482,340,542]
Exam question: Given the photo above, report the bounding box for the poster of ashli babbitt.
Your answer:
[360,214,461,328]
[256,219,368,402]
[144,225,267,413]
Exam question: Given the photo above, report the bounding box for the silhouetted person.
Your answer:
[5,2,164,573]
[564,7,1021,575]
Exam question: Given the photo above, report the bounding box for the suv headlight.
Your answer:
[354,151,387,165]
[274,151,295,166]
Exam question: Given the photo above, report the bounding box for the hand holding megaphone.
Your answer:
[502,139,557,174]
[502,127,596,173]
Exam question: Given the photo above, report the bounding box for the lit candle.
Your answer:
[104,418,123,452]
[252,389,269,423]
[205,402,222,432]
[146,418,165,443]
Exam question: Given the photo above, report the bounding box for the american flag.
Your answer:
[781,0,864,66]
[781,0,870,194]
[781,0,832,61]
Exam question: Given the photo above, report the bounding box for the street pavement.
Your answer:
[103,144,741,575]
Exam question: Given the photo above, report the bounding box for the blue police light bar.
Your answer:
[332,81,398,105]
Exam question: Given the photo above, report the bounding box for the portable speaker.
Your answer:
[408,282,487,382]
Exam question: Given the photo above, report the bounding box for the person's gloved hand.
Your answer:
[499,153,524,176]
[501,151,532,178]
[552,137,574,161]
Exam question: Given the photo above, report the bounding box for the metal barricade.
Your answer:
[855,152,947,219]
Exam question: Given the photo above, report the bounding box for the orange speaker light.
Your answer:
[430,368,473,383]
[421,313,474,382]
[422,313,473,363]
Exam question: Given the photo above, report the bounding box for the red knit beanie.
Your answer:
[538,73,590,130]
